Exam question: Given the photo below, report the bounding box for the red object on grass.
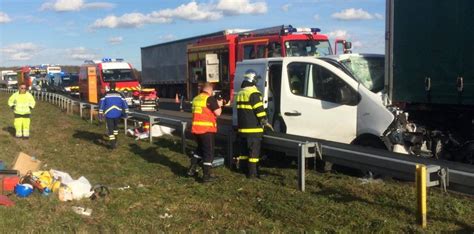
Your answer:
[0,195,15,207]
[3,176,20,191]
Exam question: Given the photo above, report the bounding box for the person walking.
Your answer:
[8,84,36,139]
[235,69,272,178]
[98,82,129,149]
[187,82,223,182]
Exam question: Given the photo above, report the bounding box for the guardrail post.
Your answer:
[149,116,155,143]
[298,143,306,192]
[180,121,187,154]
[416,164,427,229]
[123,116,129,135]
[90,105,95,123]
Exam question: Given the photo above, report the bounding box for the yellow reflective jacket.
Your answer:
[8,92,36,115]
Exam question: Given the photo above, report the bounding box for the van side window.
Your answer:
[287,62,359,106]
[287,63,308,96]
[244,45,255,59]
[312,65,359,106]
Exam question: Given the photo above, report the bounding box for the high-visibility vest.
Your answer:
[191,93,217,134]
[236,86,266,136]
[8,92,36,115]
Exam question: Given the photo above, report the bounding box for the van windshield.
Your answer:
[340,56,385,93]
[285,40,332,57]
[102,69,136,82]
[6,75,17,81]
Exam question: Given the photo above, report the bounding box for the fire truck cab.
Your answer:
[187,25,345,100]
[79,58,139,105]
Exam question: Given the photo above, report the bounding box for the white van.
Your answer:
[232,56,396,149]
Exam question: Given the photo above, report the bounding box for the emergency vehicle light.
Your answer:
[102,58,112,62]
[284,26,320,34]
[115,58,124,62]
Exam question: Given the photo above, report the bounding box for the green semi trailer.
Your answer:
[385,0,474,163]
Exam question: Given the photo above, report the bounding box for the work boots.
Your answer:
[238,159,248,175]
[110,139,118,149]
[202,165,217,183]
[247,162,258,179]
[187,157,200,177]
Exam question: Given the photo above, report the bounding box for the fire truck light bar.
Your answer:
[101,58,125,63]
[285,26,321,34]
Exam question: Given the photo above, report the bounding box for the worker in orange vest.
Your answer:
[187,82,223,182]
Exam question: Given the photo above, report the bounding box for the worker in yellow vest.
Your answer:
[8,84,36,138]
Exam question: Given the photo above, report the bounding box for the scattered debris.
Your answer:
[71,206,92,216]
[117,185,130,190]
[12,152,42,176]
[159,213,173,219]
[0,195,15,206]
[358,177,384,185]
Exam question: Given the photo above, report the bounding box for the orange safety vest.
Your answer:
[191,92,217,134]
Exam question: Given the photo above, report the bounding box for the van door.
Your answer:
[280,59,360,143]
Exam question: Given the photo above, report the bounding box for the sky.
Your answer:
[0,0,386,70]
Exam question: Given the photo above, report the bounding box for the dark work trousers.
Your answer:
[194,133,215,167]
[106,118,120,141]
[239,136,262,162]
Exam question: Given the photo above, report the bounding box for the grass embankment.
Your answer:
[0,93,473,232]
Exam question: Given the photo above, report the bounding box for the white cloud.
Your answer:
[66,47,97,60]
[91,13,171,29]
[108,36,123,45]
[0,12,12,23]
[83,2,115,10]
[332,8,375,21]
[327,30,350,39]
[158,34,176,42]
[281,3,291,12]
[217,0,267,15]
[90,0,268,29]
[40,0,115,12]
[374,13,384,20]
[313,14,320,21]
[352,41,363,48]
[0,43,41,61]
[91,2,221,29]
[151,2,222,21]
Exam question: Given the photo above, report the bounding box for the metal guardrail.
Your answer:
[124,112,187,154]
[0,88,188,154]
[227,132,319,191]
[2,88,473,195]
[265,132,474,195]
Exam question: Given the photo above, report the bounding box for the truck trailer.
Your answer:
[384,0,474,163]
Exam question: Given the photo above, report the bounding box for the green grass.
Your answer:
[0,93,473,232]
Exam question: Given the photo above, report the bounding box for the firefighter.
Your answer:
[236,69,272,178]
[187,82,223,183]
[8,84,36,138]
[98,82,129,149]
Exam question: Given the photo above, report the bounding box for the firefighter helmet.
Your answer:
[243,69,261,85]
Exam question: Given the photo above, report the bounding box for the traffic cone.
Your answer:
[175,93,179,103]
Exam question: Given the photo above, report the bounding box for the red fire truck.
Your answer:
[78,58,140,105]
[186,25,350,100]
[17,66,32,89]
